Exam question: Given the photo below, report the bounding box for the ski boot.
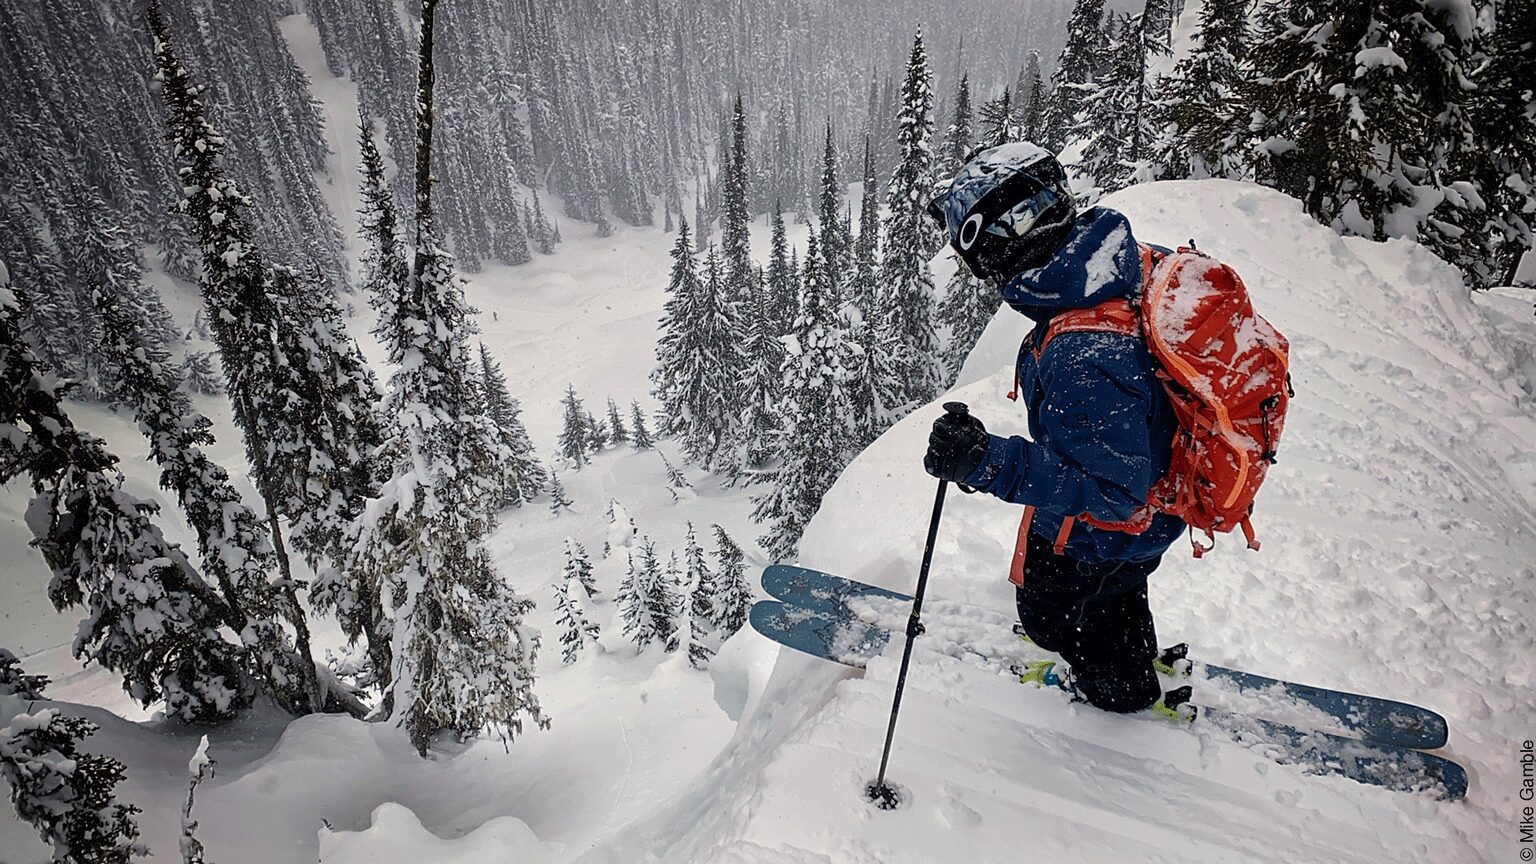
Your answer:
[1012,658,1197,723]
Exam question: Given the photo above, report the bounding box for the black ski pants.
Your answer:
[1014,530,1162,713]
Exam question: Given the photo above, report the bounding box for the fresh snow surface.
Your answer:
[2,9,1532,860]
[599,181,1534,864]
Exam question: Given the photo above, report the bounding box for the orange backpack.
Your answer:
[1007,243,1292,585]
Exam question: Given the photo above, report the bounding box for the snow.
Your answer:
[2,7,1532,861]
[593,180,1533,863]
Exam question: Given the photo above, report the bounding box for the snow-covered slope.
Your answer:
[597,180,1535,863]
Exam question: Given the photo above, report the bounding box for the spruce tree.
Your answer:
[878,32,942,413]
[1241,0,1486,256]
[736,276,783,475]
[936,260,999,384]
[1,268,246,723]
[558,385,592,467]
[604,498,637,560]
[94,287,324,717]
[1018,52,1049,144]
[1150,0,1251,179]
[710,524,751,638]
[940,73,975,177]
[765,203,797,335]
[1073,11,1162,199]
[753,234,859,560]
[683,523,716,669]
[586,410,610,452]
[618,538,679,652]
[1467,0,1535,287]
[976,88,1023,149]
[817,123,851,282]
[479,344,548,504]
[848,138,882,319]
[651,238,737,469]
[548,469,574,513]
[181,351,222,396]
[0,709,145,864]
[660,450,694,502]
[1043,0,1108,152]
[606,397,630,445]
[0,650,48,699]
[358,112,409,348]
[343,0,544,754]
[555,541,602,665]
[151,3,384,650]
[564,536,600,598]
[629,400,655,449]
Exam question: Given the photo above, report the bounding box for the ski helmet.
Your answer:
[927,142,1076,280]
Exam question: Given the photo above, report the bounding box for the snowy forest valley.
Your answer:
[1,0,1534,862]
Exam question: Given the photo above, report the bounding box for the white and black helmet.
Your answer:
[926,142,1076,280]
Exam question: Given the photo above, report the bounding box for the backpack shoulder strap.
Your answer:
[1036,296,1140,358]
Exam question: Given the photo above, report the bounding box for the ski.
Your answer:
[750,595,1468,800]
[762,564,1449,750]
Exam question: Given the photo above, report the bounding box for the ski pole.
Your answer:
[865,401,964,809]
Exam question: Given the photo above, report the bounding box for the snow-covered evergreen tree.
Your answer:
[558,385,592,467]
[548,469,574,513]
[1150,0,1251,180]
[1042,0,1107,151]
[586,410,610,452]
[479,344,548,504]
[0,649,48,699]
[847,139,882,319]
[0,709,145,864]
[710,524,751,638]
[877,31,943,413]
[753,234,860,560]
[180,739,215,864]
[629,400,655,449]
[936,258,999,384]
[975,88,1023,149]
[1073,10,1164,200]
[816,123,852,283]
[651,232,738,469]
[606,397,630,445]
[1240,0,1487,259]
[151,3,383,631]
[181,351,222,396]
[683,523,716,669]
[940,73,975,177]
[660,450,694,502]
[358,112,410,348]
[2,267,248,724]
[1467,0,1535,288]
[736,274,784,475]
[765,204,797,336]
[342,0,544,754]
[617,538,679,652]
[1018,52,1049,144]
[563,536,599,598]
[604,498,638,559]
[95,286,324,717]
[555,541,602,665]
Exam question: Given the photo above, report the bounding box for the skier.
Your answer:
[921,143,1187,716]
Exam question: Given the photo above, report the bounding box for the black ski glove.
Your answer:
[924,402,990,485]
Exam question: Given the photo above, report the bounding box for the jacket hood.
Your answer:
[998,207,1140,320]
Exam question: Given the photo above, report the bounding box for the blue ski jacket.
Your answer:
[962,207,1185,564]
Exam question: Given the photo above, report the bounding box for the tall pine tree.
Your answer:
[343,0,544,754]
[877,32,943,413]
